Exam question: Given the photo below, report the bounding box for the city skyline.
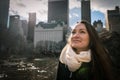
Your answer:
[9,0,120,28]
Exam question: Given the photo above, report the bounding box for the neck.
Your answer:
[73,48,89,54]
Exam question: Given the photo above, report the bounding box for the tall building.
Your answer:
[48,0,69,42]
[48,0,69,24]
[81,0,91,23]
[107,6,120,33]
[0,0,10,30]
[21,20,28,38]
[27,13,36,42]
[9,15,24,36]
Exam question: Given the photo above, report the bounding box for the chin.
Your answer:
[71,44,80,48]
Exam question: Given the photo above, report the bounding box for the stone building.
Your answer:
[93,20,103,33]
[107,6,120,33]
[34,21,66,47]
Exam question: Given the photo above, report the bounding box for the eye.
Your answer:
[80,30,86,34]
[72,31,76,34]
[72,30,76,34]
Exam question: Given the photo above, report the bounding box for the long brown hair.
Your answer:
[66,20,114,80]
[78,20,113,80]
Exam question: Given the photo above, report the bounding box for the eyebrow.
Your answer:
[72,28,86,31]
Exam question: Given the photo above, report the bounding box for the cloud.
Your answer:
[69,0,81,9]
[10,0,120,26]
[72,13,79,17]
[36,0,42,1]
[10,0,48,22]
[91,10,105,25]
[91,0,120,13]
[69,7,81,28]
[69,0,120,28]
[9,9,18,15]
[70,0,120,13]
[17,2,26,7]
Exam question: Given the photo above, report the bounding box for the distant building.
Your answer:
[107,6,120,33]
[27,13,36,42]
[34,21,67,47]
[33,0,69,51]
[0,0,10,30]
[9,15,24,36]
[93,20,103,33]
[48,0,69,42]
[21,20,28,38]
[81,0,91,23]
[48,0,69,24]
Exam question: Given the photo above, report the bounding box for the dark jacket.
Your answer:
[56,61,95,80]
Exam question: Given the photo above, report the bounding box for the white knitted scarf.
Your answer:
[59,44,91,72]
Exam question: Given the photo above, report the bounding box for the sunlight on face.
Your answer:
[71,23,90,52]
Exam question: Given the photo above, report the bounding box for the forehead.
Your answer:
[73,23,87,30]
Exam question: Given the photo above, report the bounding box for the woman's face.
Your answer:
[71,23,90,52]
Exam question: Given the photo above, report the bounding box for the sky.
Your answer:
[9,0,120,28]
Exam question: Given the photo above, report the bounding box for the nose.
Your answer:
[73,33,80,38]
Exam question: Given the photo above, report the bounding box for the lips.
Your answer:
[72,40,81,42]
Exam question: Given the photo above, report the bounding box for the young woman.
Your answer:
[56,20,114,80]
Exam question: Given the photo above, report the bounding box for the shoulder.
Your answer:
[57,61,71,74]
[58,61,66,69]
[56,61,71,80]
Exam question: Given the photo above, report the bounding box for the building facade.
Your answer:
[48,0,69,24]
[9,15,24,36]
[27,13,36,42]
[0,0,10,30]
[93,20,103,33]
[81,0,91,23]
[34,22,65,47]
[107,6,120,33]
[21,20,28,38]
[48,0,69,42]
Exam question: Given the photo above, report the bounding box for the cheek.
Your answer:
[72,36,90,48]
[84,39,90,47]
[80,39,89,47]
[84,36,90,45]
[70,33,90,45]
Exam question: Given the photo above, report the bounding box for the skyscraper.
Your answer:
[0,0,10,30]
[9,15,24,36]
[27,13,36,42]
[81,0,91,23]
[48,0,68,24]
[107,6,120,33]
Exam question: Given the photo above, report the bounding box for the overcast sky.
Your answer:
[9,0,120,28]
